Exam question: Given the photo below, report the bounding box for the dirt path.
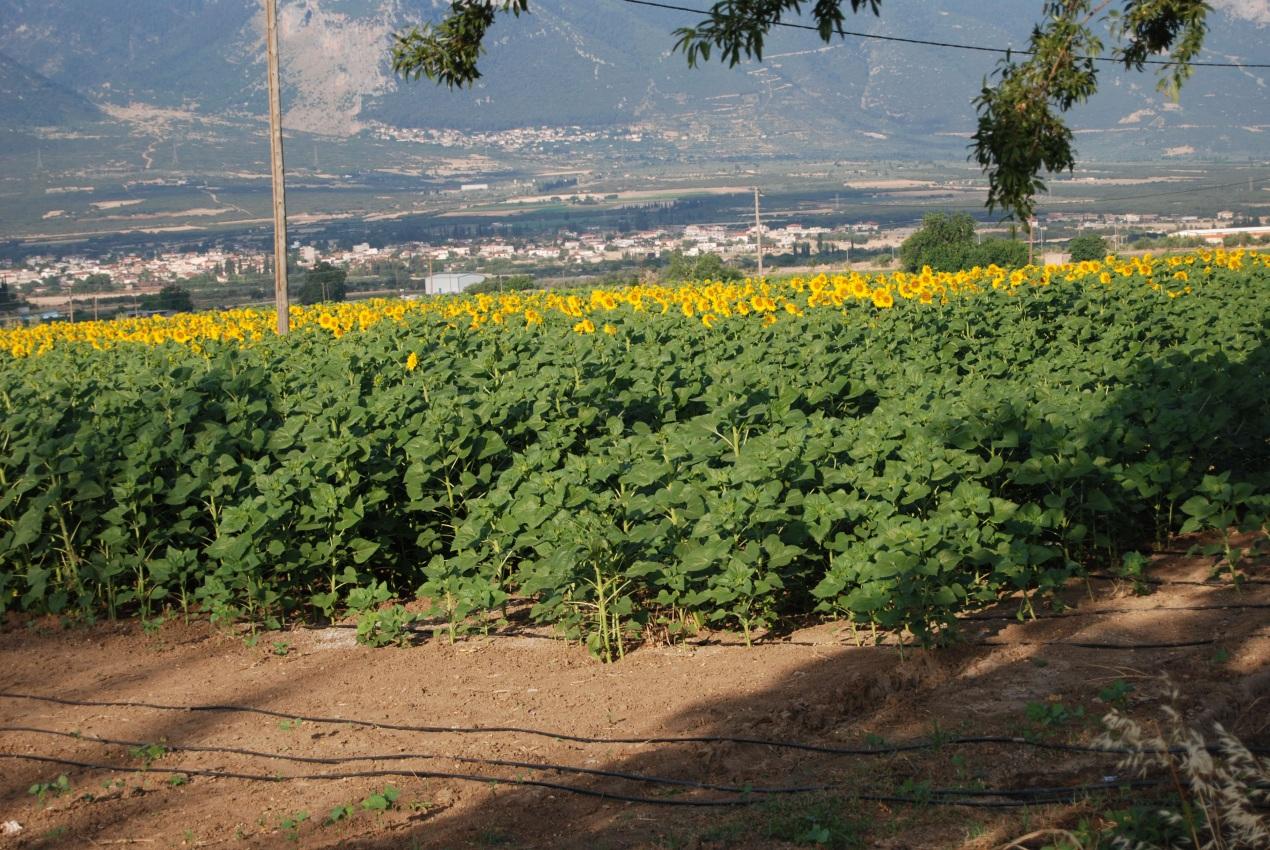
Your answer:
[1,536,1266,850]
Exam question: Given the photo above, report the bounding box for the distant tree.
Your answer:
[73,272,113,294]
[149,285,194,313]
[664,250,742,282]
[392,1,1214,222]
[296,261,348,305]
[969,238,1029,269]
[0,281,21,312]
[1067,233,1110,262]
[900,214,1030,271]
[899,213,977,272]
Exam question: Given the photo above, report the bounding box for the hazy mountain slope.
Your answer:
[0,52,101,125]
[0,0,1265,160]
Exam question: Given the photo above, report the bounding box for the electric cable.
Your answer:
[0,752,1163,809]
[619,0,1270,69]
[5,693,1266,757]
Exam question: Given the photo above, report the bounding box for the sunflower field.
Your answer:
[1,250,1267,654]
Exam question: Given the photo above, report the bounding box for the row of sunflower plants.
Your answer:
[0,252,1266,656]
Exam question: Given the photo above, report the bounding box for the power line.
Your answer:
[620,0,1270,69]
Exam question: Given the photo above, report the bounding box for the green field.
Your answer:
[1,256,1267,657]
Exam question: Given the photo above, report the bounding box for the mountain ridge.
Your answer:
[0,0,1267,161]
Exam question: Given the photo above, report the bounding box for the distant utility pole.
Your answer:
[265,0,290,334]
[754,187,764,280]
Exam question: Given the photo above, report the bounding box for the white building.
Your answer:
[425,273,486,294]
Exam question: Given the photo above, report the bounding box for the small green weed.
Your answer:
[356,605,420,647]
[28,774,71,801]
[278,718,303,731]
[1181,473,1264,586]
[1097,679,1134,708]
[1114,551,1153,595]
[1024,700,1085,734]
[896,778,933,805]
[279,810,310,842]
[129,742,168,766]
[361,785,400,811]
[325,804,356,825]
[272,641,291,656]
[758,797,864,848]
[168,773,189,787]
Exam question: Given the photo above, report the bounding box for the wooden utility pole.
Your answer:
[754,187,764,280]
[265,0,290,334]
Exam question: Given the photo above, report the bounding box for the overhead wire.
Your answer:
[619,0,1270,69]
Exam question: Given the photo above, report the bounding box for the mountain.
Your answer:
[0,0,1267,160]
[0,51,101,125]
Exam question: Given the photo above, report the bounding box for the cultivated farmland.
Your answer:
[2,250,1266,656]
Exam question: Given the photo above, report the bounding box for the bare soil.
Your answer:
[1,534,1267,850]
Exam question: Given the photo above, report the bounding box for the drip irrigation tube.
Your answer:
[960,602,1270,622]
[1085,573,1270,587]
[302,612,1270,652]
[0,725,819,796]
[0,752,1162,809]
[1,725,1174,801]
[4,692,1265,757]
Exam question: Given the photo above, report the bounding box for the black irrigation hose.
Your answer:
[960,602,1270,622]
[0,725,817,796]
[977,637,1239,650]
[675,631,1270,651]
[0,752,1162,810]
[5,692,1266,757]
[1085,574,1270,587]
[308,611,1270,651]
[0,725,1174,802]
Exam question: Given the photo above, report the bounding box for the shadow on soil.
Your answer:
[2,330,1267,850]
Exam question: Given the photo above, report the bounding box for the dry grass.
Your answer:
[1094,692,1270,849]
